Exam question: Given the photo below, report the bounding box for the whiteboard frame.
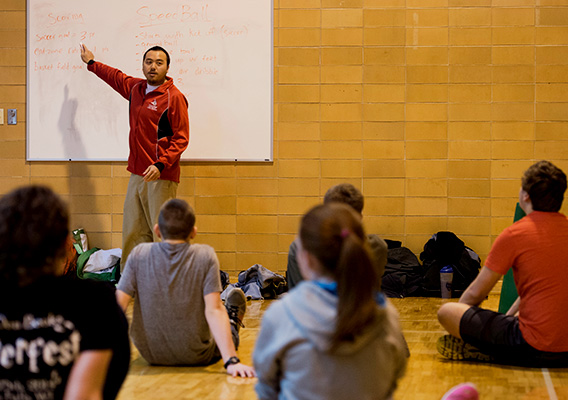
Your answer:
[26,0,273,163]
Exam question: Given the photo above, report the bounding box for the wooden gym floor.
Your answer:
[116,282,568,400]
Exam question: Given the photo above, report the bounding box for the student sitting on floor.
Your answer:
[286,182,410,358]
[437,160,568,367]
[115,198,255,377]
[0,185,130,399]
[254,203,408,400]
[286,183,388,290]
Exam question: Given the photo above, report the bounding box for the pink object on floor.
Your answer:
[441,383,479,400]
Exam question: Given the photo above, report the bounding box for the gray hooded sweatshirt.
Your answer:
[253,281,407,400]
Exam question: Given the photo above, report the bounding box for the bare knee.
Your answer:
[437,302,470,338]
[437,303,452,326]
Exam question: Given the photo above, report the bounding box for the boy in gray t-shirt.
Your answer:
[116,199,255,377]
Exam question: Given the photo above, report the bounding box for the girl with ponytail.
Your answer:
[254,203,408,400]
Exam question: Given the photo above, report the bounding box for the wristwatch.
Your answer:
[224,356,240,369]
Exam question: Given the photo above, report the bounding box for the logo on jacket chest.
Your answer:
[147,99,158,112]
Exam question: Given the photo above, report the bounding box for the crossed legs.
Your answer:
[437,302,472,339]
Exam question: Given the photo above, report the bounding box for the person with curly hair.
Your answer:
[0,185,130,399]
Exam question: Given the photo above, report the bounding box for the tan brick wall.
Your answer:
[2,0,568,276]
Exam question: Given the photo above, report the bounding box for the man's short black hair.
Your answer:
[158,199,195,240]
[522,160,567,212]
[323,183,364,214]
[143,46,170,66]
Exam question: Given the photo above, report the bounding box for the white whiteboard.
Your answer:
[27,0,273,161]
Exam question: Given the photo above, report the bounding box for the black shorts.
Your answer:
[460,306,568,367]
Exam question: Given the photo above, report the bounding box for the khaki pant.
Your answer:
[121,174,178,271]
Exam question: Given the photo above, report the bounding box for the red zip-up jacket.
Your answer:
[88,61,189,183]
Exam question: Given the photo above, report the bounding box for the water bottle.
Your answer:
[440,265,453,299]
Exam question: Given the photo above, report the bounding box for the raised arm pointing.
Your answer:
[80,43,94,64]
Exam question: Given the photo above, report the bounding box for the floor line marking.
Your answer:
[542,368,558,400]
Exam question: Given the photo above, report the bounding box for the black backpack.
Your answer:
[382,240,424,298]
[419,232,481,298]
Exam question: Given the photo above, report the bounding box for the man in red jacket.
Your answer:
[80,45,189,270]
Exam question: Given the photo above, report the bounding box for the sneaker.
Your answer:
[225,287,247,329]
[441,383,479,400]
[437,335,493,362]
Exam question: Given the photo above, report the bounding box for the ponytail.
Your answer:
[332,232,378,350]
[299,203,381,351]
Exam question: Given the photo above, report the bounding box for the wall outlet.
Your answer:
[7,109,16,125]
[0,109,3,125]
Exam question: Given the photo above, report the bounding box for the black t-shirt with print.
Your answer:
[0,276,130,399]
